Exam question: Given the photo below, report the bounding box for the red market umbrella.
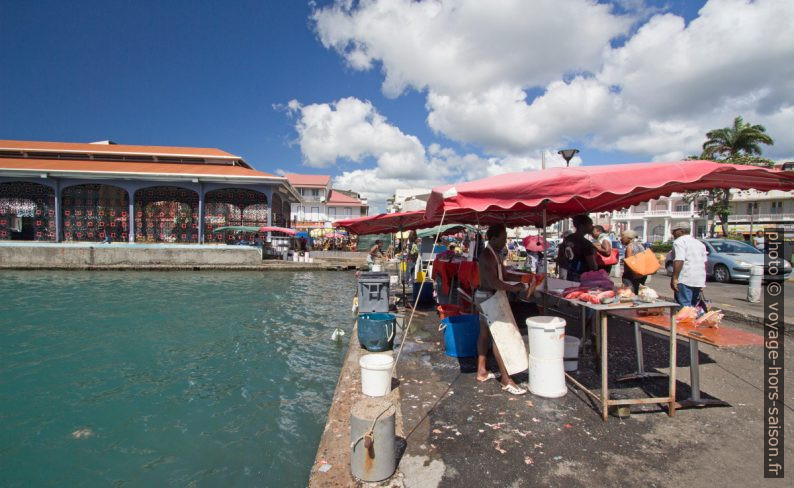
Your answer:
[522,235,549,252]
[258,226,297,235]
[333,210,438,235]
[425,160,794,225]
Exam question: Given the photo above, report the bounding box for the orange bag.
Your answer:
[623,248,661,276]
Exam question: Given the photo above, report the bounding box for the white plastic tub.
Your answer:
[564,335,581,372]
[359,354,394,397]
[526,316,567,398]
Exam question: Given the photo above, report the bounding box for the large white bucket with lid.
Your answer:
[359,353,394,397]
[526,316,567,398]
[564,336,581,372]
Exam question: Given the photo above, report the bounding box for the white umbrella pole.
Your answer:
[390,210,446,380]
[542,206,548,313]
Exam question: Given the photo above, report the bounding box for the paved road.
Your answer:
[627,271,793,324]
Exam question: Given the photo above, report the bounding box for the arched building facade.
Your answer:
[0,140,300,243]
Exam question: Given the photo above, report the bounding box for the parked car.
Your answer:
[545,240,559,261]
[665,238,792,283]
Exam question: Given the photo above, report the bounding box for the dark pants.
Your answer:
[622,272,647,294]
[675,284,702,308]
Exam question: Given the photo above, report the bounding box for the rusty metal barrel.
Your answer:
[350,397,396,482]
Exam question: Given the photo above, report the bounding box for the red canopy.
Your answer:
[425,160,794,225]
[258,226,297,235]
[333,210,438,235]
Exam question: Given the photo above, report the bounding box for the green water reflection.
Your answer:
[0,270,355,487]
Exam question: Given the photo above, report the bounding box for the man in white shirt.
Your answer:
[670,222,708,307]
[753,230,765,251]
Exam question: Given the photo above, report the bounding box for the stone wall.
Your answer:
[0,244,262,268]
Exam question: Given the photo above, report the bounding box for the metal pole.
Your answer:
[542,205,548,313]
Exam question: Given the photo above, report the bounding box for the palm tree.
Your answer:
[702,116,774,159]
[700,117,774,237]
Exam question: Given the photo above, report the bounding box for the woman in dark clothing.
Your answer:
[556,215,598,282]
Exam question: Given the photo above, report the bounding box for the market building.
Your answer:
[610,194,709,242]
[386,188,431,213]
[286,173,368,229]
[0,140,300,243]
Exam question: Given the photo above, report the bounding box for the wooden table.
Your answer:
[537,291,679,421]
[610,309,764,408]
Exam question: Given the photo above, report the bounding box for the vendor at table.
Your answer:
[368,239,385,267]
[556,214,598,281]
[476,224,530,395]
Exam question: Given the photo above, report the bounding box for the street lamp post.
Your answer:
[557,149,579,234]
[558,149,579,167]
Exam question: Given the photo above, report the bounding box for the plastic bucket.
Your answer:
[359,354,394,397]
[413,281,434,306]
[440,314,480,358]
[371,264,383,272]
[357,313,396,352]
[437,304,464,321]
[564,336,581,372]
[526,316,567,398]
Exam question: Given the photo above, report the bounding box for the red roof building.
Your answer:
[0,139,300,243]
[284,173,368,228]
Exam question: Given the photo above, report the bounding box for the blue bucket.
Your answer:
[357,313,396,352]
[412,281,434,306]
[440,314,480,358]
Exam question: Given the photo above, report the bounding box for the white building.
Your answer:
[386,188,431,213]
[286,174,367,228]
[610,194,708,242]
[727,188,794,234]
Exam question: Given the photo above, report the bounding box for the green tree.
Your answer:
[692,117,775,236]
[702,116,774,159]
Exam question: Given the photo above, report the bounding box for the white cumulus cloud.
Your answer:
[313,0,794,160]
[288,96,573,210]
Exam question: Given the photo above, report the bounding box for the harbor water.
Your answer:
[0,270,355,487]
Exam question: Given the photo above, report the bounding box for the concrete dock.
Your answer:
[313,290,792,487]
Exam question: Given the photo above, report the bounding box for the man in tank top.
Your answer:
[476,224,530,395]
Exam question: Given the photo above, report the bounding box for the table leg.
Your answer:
[617,322,667,382]
[689,339,701,402]
[668,314,677,416]
[676,339,726,408]
[601,313,609,421]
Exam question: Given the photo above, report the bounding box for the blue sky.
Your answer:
[2,0,792,210]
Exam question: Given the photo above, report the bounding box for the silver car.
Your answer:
[665,238,792,283]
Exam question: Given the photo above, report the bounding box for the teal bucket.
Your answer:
[440,314,480,358]
[357,313,396,352]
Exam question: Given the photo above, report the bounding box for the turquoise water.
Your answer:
[0,271,355,487]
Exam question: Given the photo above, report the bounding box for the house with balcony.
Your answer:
[386,188,431,213]
[286,174,367,229]
[727,189,794,235]
[611,194,709,242]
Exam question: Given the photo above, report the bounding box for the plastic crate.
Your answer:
[357,272,391,313]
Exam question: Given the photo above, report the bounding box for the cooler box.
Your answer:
[357,272,391,313]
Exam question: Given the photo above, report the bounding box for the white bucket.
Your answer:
[371,264,383,272]
[564,336,581,372]
[359,354,394,397]
[526,316,567,398]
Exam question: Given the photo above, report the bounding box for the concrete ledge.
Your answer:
[0,243,261,267]
[310,319,405,487]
